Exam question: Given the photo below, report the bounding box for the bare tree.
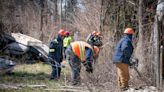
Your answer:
[153,0,164,89]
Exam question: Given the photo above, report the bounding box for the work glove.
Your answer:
[86,67,93,73]
[83,61,93,73]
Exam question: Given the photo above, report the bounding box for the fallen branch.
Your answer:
[0,84,49,90]
[60,86,86,89]
[26,84,47,88]
[0,84,19,89]
[45,88,89,92]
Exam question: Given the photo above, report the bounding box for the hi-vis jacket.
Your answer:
[86,34,95,46]
[70,41,93,62]
[63,36,72,47]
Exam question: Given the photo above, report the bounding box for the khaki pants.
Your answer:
[116,63,130,88]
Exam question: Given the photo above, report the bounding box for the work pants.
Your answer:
[116,63,130,88]
[65,46,81,84]
[51,58,62,79]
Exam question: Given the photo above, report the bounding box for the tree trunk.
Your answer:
[154,15,160,89]
[39,0,45,41]
[136,0,145,73]
[60,0,62,28]
[154,0,164,89]
[54,0,58,20]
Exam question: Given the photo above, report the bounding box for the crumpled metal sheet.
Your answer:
[0,57,16,73]
[4,42,29,55]
[1,33,49,62]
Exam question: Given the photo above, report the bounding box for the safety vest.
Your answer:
[63,36,72,47]
[71,41,93,62]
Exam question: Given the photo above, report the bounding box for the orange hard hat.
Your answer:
[95,32,101,36]
[93,46,100,58]
[124,28,134,34]
[58,29,65,36]
[92,31,97,35]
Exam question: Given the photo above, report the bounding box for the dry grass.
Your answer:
[0,62,71,92]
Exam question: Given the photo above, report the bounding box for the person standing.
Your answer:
[63,31,73,59]
[112,28,134,91]
[48,29,65,80]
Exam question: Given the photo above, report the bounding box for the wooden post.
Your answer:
[156,0,164,90]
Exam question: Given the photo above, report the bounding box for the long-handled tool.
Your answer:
[130,58,150,86]
[100,42,110,48]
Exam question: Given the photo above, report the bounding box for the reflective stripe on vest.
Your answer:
[49,39,58,53]
[49,49,55,52]
[71,41,93,62]
[79,42,85,61]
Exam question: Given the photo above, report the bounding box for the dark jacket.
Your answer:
[112,35,134,65]
[48,34,63,62]
[86,34,95,46]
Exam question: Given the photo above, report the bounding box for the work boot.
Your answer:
[120,86,129,91]
[71,81,80,86]
[49,76,59,80]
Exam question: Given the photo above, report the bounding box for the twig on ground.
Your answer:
[45,88,89,92]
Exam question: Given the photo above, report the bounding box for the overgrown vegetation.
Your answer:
[0,0,58,44]
[0,0,163,91]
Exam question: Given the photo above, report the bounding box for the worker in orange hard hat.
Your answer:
[65,41,100,85]
[123,28,134,34]
[86,31,103,47]
[48,29,66,80]
[112,27,135,91]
